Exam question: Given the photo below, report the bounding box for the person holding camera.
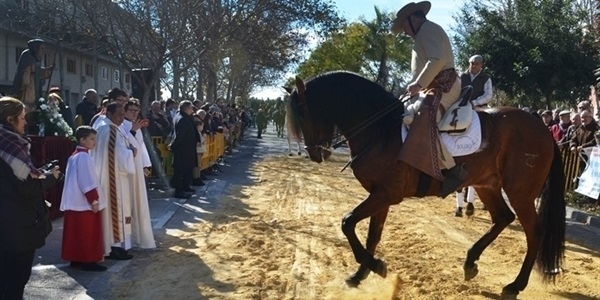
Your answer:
[60,126,107,272]
[0,96,61,299]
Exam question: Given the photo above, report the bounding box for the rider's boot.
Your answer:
[440,164,467,198]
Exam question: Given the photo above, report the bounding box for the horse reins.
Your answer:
[331,92,413,150]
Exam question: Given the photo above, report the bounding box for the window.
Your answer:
[85,63,94,77]
[125,73,130,84]
[114,70,121,82]
[15,47,25,63]
[101,67,108,80]
[66,58,76,74]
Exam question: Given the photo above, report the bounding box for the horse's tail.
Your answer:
[536,143,566,281]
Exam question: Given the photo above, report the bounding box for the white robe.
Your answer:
[60,149,106,212]
[121,120,156,249]
[92,114,107,130]
[91,120,136,254]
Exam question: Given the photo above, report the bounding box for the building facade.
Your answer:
[0,29,131,113]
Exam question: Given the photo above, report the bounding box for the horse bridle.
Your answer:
[297,92,413,153]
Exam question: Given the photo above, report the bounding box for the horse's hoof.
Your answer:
[465,203,475,216]
[288,153,293,156]
[463,263,479,281]
[500,288,518,300]
[373,259,387,278]
[297,151,302,156]
[345,275,361,287]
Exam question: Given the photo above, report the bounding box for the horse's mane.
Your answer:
[289,71,403,145]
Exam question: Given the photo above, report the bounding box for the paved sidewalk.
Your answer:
[22,125,600,299]
[24,126,294,300]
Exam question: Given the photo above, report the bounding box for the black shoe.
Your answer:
[440,165,467,198]
[174,191,191,199]
[81,262,108,272]
[69,261,83,268]
[192,178,205,187]
[105,247,133,260]
[184,187,196,193]
[454,207,463,217]
[465,202,475,216]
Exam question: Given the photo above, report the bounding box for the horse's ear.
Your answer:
[282,86,293,94]
[295,76,306,95]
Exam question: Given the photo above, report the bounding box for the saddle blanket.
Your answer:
[402,112,482,157]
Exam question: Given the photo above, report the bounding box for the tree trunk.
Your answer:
[376,51,388,87]
[206,68,216,103]
[196,66,204,101]
[172,56,180,101]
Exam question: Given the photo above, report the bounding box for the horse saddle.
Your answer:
[437,85,474,134]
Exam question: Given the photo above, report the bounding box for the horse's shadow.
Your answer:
[470,216,600,257]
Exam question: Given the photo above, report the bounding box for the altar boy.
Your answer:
[60,126,107,271]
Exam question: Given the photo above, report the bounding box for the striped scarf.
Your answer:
[0,124,41,180]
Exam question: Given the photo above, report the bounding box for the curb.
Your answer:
[566,207,600,229]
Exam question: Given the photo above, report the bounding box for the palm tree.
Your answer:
[362,7,411,92]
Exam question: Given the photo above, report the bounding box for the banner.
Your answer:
[575,146,600,199]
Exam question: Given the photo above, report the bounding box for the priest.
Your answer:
[91,102,136,260]
[121,99,156,249]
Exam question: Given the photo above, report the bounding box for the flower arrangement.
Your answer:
[37,97,73,138]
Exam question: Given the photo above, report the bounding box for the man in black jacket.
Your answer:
[168,101,200,198]
[76,89,99,125]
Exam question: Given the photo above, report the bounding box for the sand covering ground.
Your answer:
[112,154,600,299]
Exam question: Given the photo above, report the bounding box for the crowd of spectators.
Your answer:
[528,100,599,208]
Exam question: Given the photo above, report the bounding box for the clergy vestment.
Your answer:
[60,146,106,263]
[91,114,107,130]
[121,120,156,249]
[91,120,136,255]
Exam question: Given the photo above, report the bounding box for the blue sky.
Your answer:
[333,0,463,32]
[252,0,465,99]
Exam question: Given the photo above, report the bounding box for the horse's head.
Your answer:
[285,77,334,163]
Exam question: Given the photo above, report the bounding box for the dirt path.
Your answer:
[113,153,600,300]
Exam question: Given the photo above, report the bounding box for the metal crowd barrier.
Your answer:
[151,133,226,176]
[561,148,583,192]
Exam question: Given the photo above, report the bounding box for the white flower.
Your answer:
[49,118,54,123]
[40,104,49,110]
[54,132,58,136]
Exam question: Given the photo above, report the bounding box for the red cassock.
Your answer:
[61,209,103,262]
[60,147,106,263]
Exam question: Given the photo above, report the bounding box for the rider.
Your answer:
[455,54,494,216]
[391,1,466,197]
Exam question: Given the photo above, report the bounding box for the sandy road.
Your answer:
[112,152,600,300]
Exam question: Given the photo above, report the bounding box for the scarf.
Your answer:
[0,124,41,180]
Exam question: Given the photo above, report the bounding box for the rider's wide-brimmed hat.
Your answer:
[391,1,431,34]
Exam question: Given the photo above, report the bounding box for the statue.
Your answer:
[11,39,53,134]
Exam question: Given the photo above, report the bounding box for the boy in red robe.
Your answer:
[60,126,107,271]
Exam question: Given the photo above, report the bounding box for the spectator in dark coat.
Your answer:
[75,89,98,125]
[0,97,60,299]
[168,101,200,199]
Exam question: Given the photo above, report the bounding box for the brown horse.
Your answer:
[286,71,565,300]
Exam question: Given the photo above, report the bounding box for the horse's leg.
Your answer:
[287,134,293,156]
[346,208,389,287]
[499,188,542,299]
[341,194,390,284]
[464,187,515,281]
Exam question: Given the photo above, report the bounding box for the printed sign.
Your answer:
[575,146,600,199]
